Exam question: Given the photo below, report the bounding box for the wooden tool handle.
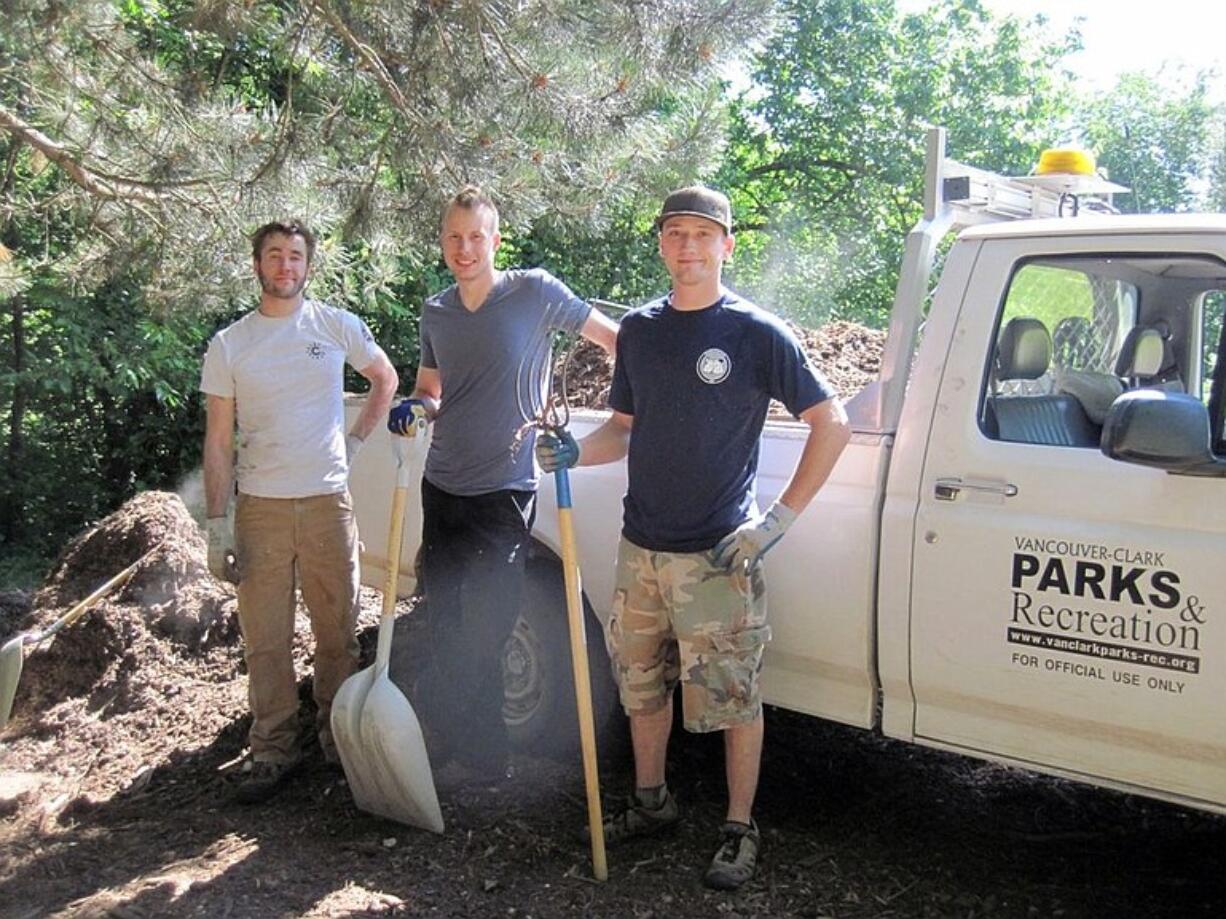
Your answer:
[557,469,608,881]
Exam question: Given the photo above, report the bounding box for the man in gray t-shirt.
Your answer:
[387,185,617,784]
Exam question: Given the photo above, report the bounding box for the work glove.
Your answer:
[206,516,239,584]
[710,501,797,573]
[387,398,429,437]
[345,432,364,465]
[535,429,580,473]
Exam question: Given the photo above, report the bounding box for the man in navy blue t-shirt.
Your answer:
[539,186,850,890]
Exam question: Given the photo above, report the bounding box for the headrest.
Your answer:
[1114,327,1165,379]
[996,318,1052,381]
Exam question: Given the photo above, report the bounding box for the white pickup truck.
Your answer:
[347,128,1226,816]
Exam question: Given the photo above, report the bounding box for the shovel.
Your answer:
[331,423,443,833]
[0,548,152,731]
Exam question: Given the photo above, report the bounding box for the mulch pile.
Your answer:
[0,492,327,814]
[555,318,886,412]
[786,319,886,402]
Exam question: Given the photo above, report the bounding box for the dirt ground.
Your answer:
[3,494,1226,918]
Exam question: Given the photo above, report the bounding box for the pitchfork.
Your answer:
[515,306,608,882]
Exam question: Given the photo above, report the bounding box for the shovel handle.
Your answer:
[555,466,608,882]
[375,431,426,675]
[35,547,154,644]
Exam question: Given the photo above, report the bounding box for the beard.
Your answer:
[256,267,307,300]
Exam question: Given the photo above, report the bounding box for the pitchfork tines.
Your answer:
[513,303,575,450]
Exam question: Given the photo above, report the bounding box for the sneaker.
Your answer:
[703,820,760,891]
[234,758,299,804]
[589,787,680,845]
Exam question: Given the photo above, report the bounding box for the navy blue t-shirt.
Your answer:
[608,291,834,552]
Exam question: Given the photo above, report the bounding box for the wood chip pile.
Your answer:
[554,318,887,413]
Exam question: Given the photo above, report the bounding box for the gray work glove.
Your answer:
[345,432,364,466]
[206,516,239,583]
[710,501,797,573]
[536,429,580,473]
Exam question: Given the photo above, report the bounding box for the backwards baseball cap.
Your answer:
[655,185,733,234]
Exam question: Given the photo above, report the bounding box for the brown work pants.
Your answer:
[235,491,360,763]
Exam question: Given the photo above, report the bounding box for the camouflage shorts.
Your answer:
[607,537,770,733]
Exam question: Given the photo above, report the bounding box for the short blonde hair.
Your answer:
[443,185,499,234]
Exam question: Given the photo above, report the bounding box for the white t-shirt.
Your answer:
[200,299,383,498]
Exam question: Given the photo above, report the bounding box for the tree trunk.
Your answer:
[3,294,26,543]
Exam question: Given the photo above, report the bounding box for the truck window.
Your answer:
[981,261,1136,447]
[1001,264,1134,386]
[984,254,1226,449]
[1202,290,1225,403]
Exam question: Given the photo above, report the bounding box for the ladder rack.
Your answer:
[924,128,1126,229]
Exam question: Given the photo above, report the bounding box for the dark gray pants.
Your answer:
[416,477,536,773]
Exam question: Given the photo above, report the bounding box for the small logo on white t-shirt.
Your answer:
[696,348,731,384]
[306,341,326,360]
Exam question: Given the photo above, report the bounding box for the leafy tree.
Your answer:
[716,0,1079,327]
[1075,71,1220,214]
[0,0,773,581]
[1,0,773,308]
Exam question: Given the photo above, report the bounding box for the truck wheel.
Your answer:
[502,560,624,758]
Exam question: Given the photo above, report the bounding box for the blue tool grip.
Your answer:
[555,466,573,509]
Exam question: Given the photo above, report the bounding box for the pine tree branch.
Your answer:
[307,1,464,186]
[0,102,166,206]
[307,1,414,121]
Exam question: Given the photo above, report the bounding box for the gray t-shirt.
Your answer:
[420,268,591,495]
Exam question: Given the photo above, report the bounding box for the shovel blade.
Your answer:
[331,665,383,809]
[356,676,443,833]
[0,635,25,732]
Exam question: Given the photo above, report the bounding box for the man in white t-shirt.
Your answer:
[201,220,398,803]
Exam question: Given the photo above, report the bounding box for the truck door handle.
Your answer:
[934,477,1018,501]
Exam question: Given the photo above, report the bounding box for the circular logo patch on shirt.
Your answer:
[696,348,732,385]
[306,341,326,360]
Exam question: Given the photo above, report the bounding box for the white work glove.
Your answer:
[710,501,797,573]
[206,516,239,584]
[345,432,364,466]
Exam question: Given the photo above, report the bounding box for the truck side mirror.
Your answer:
[1101,390,1226,476]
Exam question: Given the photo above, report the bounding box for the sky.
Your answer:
[902,0,1224,97]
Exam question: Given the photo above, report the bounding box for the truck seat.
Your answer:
[1054,369,1123,425]
[1114,325,1184,391]
[985,318,1099,447]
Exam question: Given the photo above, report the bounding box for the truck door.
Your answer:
[907,233,1226,809]
[345,410,430,597]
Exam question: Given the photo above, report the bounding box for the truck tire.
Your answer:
[502,559,625,758]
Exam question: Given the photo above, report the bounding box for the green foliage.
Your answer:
[503,205,671,309]
[1075,71,1218,214]
[2,0,776,312]
[1,0,773,580]
[717,0,1079,328]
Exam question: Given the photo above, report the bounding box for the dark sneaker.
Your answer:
[703,820,760,890]
[589,788,680,845]
[234,758,299,804]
